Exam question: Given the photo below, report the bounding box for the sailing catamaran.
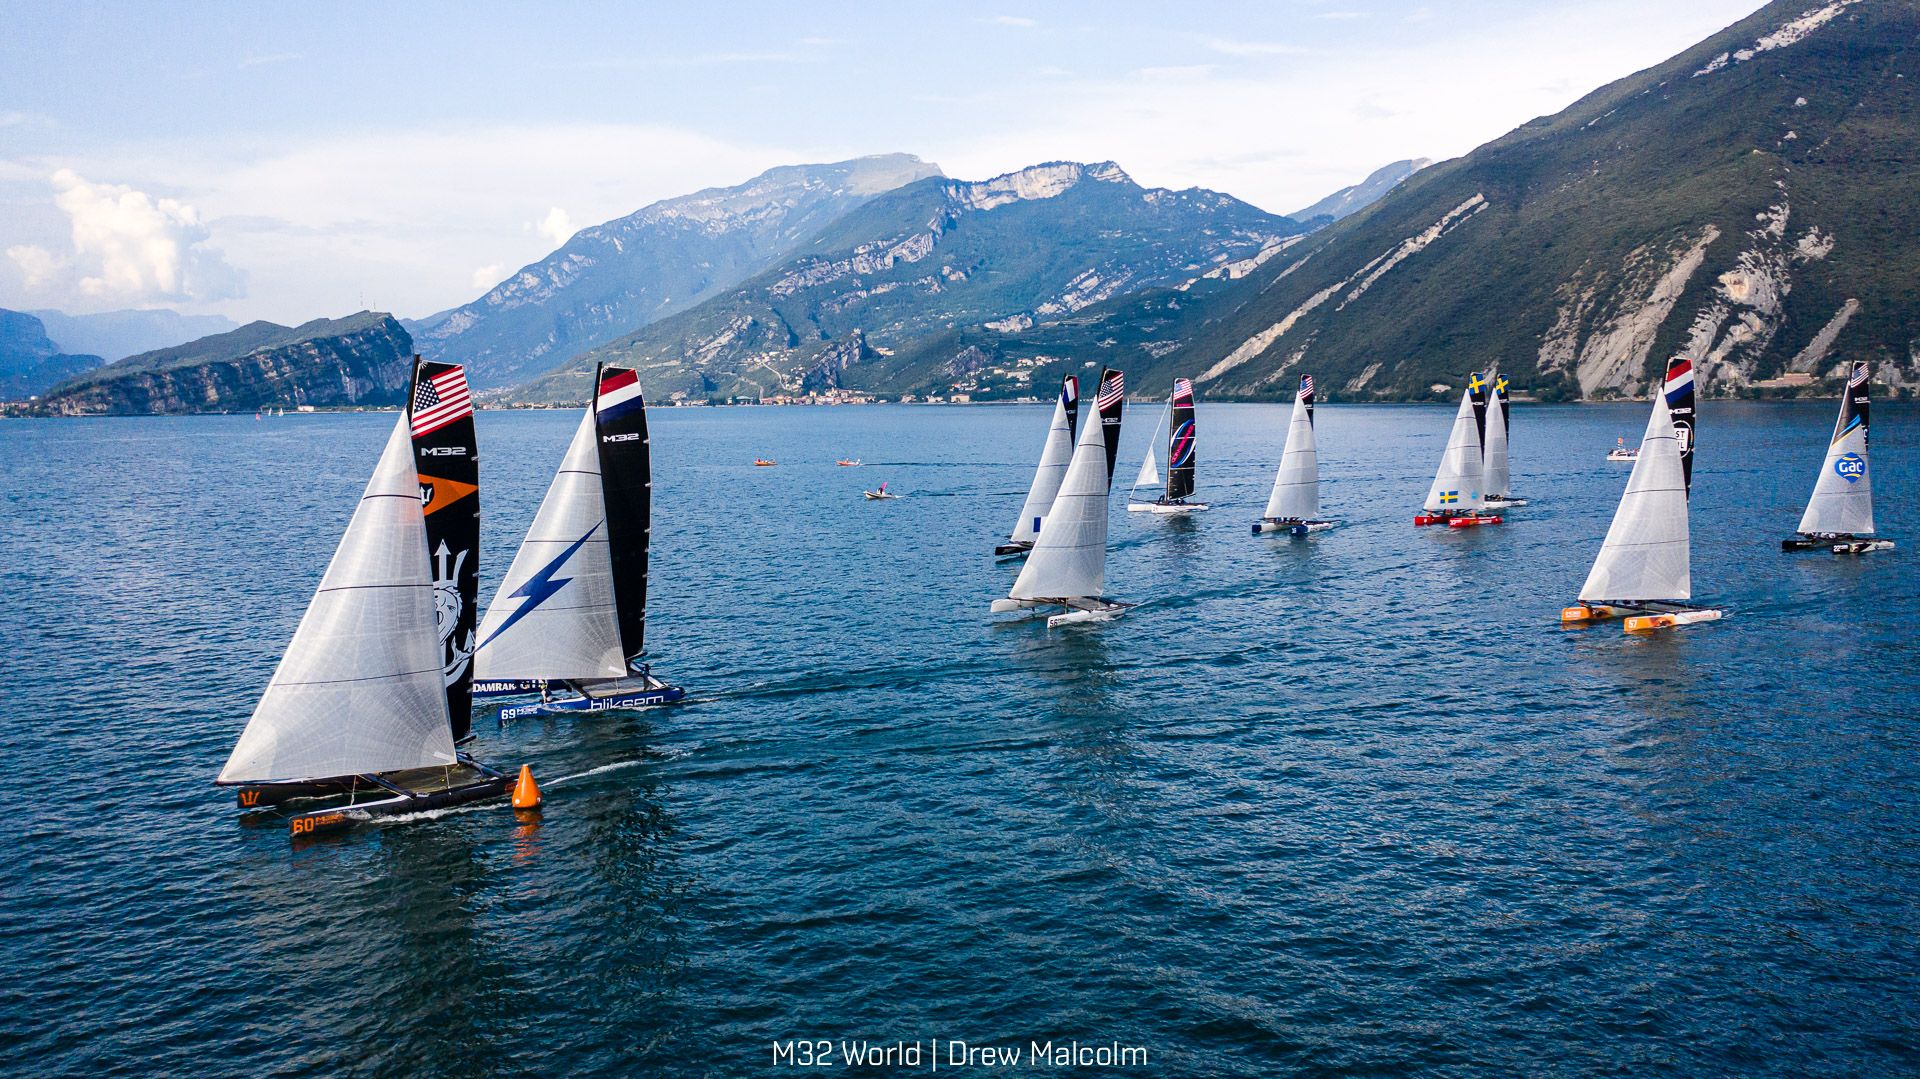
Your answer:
[217,360,511,835]
[996,375,1079,556]
[1562,358,1724,632]
[1254,374,1335,535]
[472,364,684,720]
[992,368,1131,627]
[1482,375,1529,508]
[1415,376,1502,528]
[1783,361,1892,555]
[1129,377,1209,514]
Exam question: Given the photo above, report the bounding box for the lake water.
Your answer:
[3,400,1917,1076]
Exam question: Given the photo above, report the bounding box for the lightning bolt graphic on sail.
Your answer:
[475,522,602,651]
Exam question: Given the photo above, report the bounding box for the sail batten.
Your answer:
[1424,380,1485,512]
[1796,361,1874,536]
[218,416,457,784]
[1009,376,1079,544]
[1012,369,1124,601]
[1264,375,1319,520]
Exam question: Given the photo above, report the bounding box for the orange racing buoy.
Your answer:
[511,765,542,811]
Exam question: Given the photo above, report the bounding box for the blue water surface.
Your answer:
[1,400,1916,1076]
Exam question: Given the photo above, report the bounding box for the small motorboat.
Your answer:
[754,458,777,467]
[863,481,900,500]
[1606,437,1638,462]
[836,458,862,466]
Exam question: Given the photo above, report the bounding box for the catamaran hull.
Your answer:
[286,774,513,838]
[1783,534,1894,553]
[1561,601,1725,633]
[993,541,1034,558]
[1606,451,1638,462]
[1416,512,1500,527]
[1446,515,1503,528]
[228,777,360,809]
[499,683,687,720]
[1253,519,1335,535]
[991,597,1133,627]
[1129,501,1210,515]
[1835,539,1895,554]
[1484,496,1530,509]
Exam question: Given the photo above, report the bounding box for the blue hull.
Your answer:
[499,684,687,721]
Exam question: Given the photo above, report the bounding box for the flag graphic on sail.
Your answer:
[1097,369,1126,489]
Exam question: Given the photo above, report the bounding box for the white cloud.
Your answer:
[992,15,1037,27]
[1203,37,1309,57]
[471,264,503,289]
[6,169,243,306]
[241,52,301,68]
[536,206,575,248]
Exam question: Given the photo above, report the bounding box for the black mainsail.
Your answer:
[409,358,479,742]
[1165,377,1197,502]
[595,364,651,666]
[1667,358,1696,496]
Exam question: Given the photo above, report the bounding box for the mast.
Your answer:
[1797,360,1874,536]
[1423,379,1485,512]
[1264,375,1318,520]
[1165,378,1197,501]
[1012,369,1124,601]
[218,416,457,784]
[408,358,479,742]
[473,394,624,681]
[595,364,651,666]
[1579,361,1692,602]
[1008,375,1080,545]
[1483,377,1511,499]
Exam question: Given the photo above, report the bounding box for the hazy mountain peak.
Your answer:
[942,161,1134,212]
[1289,158,1433,224]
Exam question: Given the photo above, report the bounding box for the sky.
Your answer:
[0,0,1769,325]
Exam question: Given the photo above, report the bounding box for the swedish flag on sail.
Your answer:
[1439,490,1459,504]
[1468,372,1487,394]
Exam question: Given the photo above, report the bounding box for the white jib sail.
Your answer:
[1579,390,1691,602]
[1134,445,1160,491]
[1483,385,1511,498]
[1009,390,1077,545]
[1264,391,1319,520]
[473,408,625,681]
[1796,399,1873,536]
[1424,385,1485,512]
[1011,391,1113,602]
[219,416,457,783]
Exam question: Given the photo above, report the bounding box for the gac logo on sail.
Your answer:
[1835,453,1866,483]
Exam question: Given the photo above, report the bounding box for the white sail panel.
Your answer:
[1483,384,1511,498]
[1424,385,1485,511]
[1011,393,1112,601]
[1264,391,1319,520]
[1134,445,1160,490]
[219,417,456,783]
[1797,393,1873,536]
[473,409,625,680]
[1580,392,1691,602]
[1009,388,1076,544]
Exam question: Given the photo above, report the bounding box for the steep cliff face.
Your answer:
[516,160,1304,402]
[417,154,943,388]
[0,309,104,399]
[37,312,414,415]
[1007,0,1919,401]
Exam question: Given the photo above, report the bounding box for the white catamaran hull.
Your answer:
[1253,519,1335,535]
[990,596,1132,628]
[1484,496,1530,509]
[1128,500,1210,515]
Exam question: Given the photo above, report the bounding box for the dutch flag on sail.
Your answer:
[597,366,646,421]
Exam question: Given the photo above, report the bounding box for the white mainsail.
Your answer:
[1579,390,1690,602]
[1483,383,1511,498]
[472,408,625,680]
[1796,367,1874,536]
[1424,383,1485,512]
[1008,381,1077,545]
[1010,388,1113,601]
[219,416,457,784]
[1264,389,1319,520]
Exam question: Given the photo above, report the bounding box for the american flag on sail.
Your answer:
[411,366,473,437]
[1172,377,1194,407]
[1849,363,1869,388]
[1298,375,1314,400]
[1097,370,1125,408]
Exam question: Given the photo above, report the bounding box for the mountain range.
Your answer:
[30,308,239,363]
[415,153,944,389]
[1289,158,1433,226]
[32,312,413,416]
[0,310,104,400]
[515,161,1306,402]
